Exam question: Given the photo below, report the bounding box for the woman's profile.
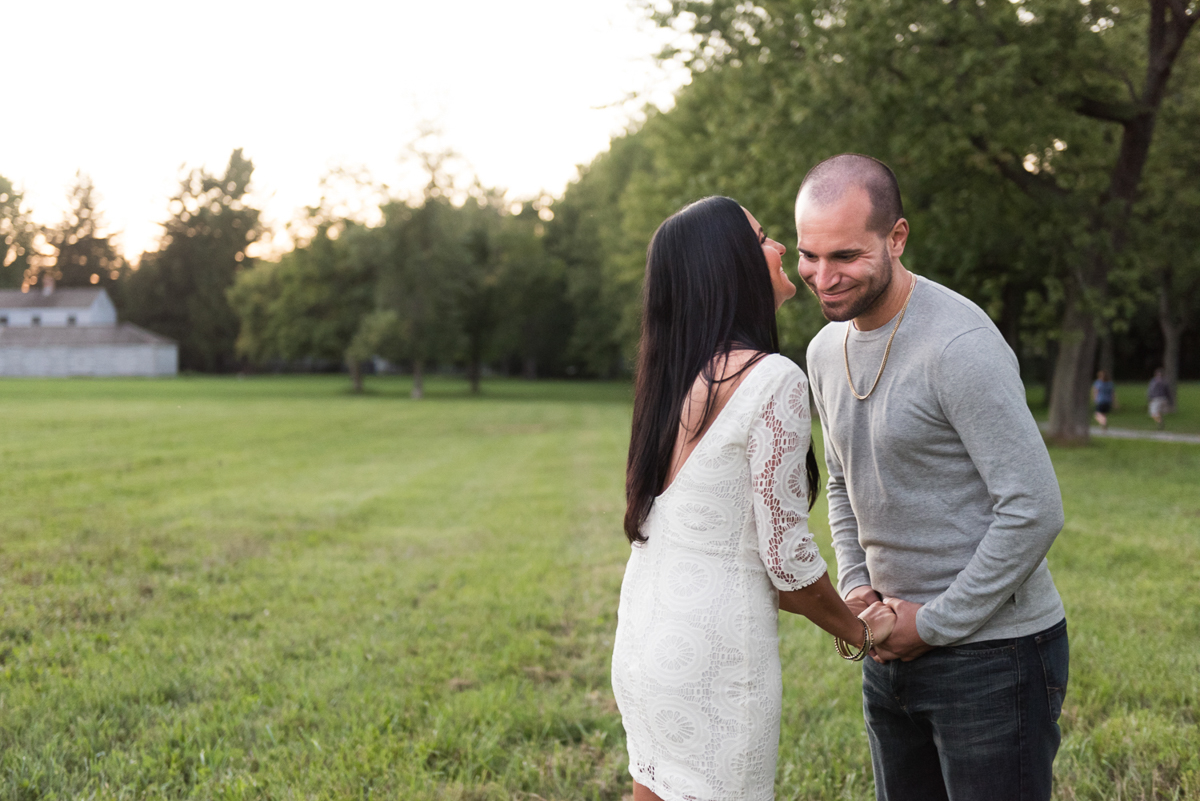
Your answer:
[611,196,895,801]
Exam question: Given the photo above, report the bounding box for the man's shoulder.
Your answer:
[914,280,1020,381]
[916,278,997,341]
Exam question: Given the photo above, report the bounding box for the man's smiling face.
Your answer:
[794,186,896,323]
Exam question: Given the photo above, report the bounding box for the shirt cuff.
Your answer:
[838,577,874,600]
[915,604,955,647]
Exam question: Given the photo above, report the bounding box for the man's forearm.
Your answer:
[821,435,870,594]
[920,331,1066,645]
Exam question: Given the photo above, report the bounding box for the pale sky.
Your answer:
[2,0,690,260]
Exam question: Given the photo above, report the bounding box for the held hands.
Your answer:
[858,601,896,646]
[844,584,882,617]
[847,586,933,663]
[872,598,934,663]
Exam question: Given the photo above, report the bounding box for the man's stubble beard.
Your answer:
[809,251,894,323]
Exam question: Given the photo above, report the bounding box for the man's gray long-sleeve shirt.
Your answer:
[807,277,1065,646]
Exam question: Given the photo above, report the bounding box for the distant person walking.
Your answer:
[1092,370,1116,429]
[1148,368,1173,429]
[796,154,1069,801]
[611,196,895,801]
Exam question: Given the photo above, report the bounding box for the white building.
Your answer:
[0,284,178,377]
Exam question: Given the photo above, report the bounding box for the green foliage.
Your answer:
[1127,50,1200,388]
[544,70,852,369]
[644,0,1121,331]
[545,131,662,375]
[0,174,35,289]
[344,309,403,368]
[586,0,1199,432]
[371,195,463,376]
[485,202,574,380]
[41,172,128,290]
[230,171,582,389]
[0,377,1197,799]
[121,149,263,371]
[228,221,376,367]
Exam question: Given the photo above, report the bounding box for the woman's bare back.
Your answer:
[662,349,764,493]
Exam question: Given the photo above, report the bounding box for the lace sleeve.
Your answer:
[747,365,827,592]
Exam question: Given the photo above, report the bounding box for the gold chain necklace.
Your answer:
[843,274,917,401]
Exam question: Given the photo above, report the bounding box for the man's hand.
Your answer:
[872,598,934,663]
[844,585,883,617]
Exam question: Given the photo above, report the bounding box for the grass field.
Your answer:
[1,376,1197,800]
[1027,381,1200,434]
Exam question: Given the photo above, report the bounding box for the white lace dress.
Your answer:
[611,355,827,801]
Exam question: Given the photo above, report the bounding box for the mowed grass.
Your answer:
[1027,381,1200,434]
[0,376,1197,800]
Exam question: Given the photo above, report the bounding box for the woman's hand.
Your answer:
[860,601,896,647]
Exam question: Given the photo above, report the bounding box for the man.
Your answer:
[1148,367,1173,429]
[797,154,1068,801]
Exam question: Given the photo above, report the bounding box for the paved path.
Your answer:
[1039,423,1200,444]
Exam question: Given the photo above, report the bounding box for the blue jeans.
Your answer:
[863,618,1069,801]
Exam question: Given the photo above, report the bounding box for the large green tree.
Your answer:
[121,149,262,371]
[547,65,864,371]
[1128,57,1200,401]
[646,0,1198,441]
[230,174,580,394]
[369,190,462,399]
[455,191,507,392]
[490,202,574,382]
[228,218,376,377]
[41,172,127,289]
[0,176,36,289]
[545,131,661,376]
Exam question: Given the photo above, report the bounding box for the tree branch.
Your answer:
[968,136,1069,199]
[1164,0,1196,26]
[1071,95,1144,124]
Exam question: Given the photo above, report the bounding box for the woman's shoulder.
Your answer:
[730,355,812,432]
[752,353,807,388]
[731,354,808,413]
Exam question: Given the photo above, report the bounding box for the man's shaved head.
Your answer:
[797,154,903,236]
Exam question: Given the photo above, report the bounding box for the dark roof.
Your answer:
[0,322,176,346]
[0,288,106,309]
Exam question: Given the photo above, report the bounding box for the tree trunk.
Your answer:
[1098,326,1114,379]
[1044,0,1197,441]
[1046,289,1097,444]
[1159,283,1183,412]
[467,359,481,395]
[522,355,537,380]
[349,360,363,394]
[412,358,425,400]
[998,278,1024,357]
[1041,340,1058,410]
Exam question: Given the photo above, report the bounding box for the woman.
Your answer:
[611,197,895,801]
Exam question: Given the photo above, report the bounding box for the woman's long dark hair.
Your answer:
[624,196,820,543]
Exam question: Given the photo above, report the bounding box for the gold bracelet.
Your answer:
[834,618,873,662]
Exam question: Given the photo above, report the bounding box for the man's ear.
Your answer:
[888,218,910,259]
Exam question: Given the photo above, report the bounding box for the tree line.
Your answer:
[0,150,614,392]
[228,158,582,397]
[1,0,1196,440]
[1,154,261,374]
